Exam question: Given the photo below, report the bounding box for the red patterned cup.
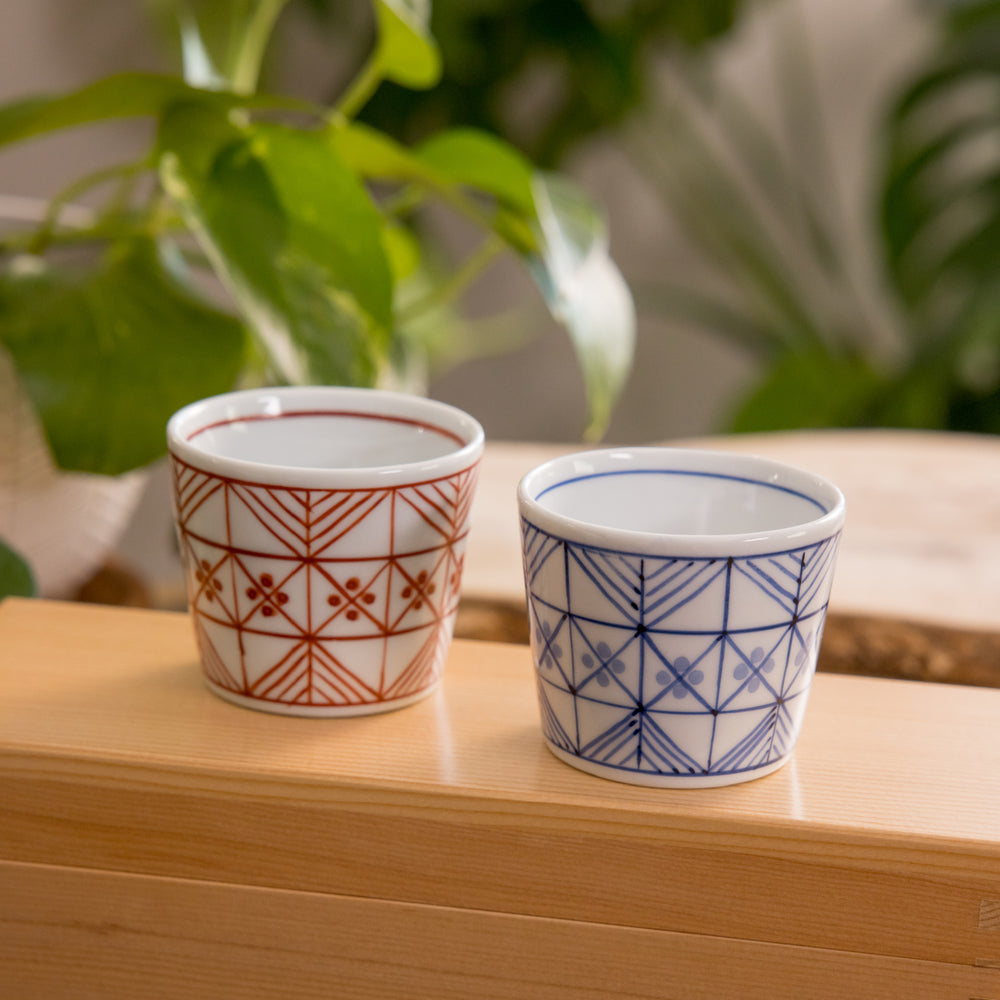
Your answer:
[167,387,483,716]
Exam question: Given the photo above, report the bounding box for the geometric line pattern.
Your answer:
[522,518,841,780]
[172,455,479,710]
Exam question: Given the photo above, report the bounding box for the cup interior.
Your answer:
[168,387,484,486]
[188,411,462,469]
[537,468,824,535]
[519,448,844,551]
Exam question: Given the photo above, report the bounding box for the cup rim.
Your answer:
[167,386,484,488]
[517,446,846,557]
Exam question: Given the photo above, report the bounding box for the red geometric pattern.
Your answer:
[170,456,479,712]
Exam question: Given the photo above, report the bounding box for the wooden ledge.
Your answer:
[2,597,1000,997]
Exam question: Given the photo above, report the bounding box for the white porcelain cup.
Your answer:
[167,386,484,717]
[518,447,845,787]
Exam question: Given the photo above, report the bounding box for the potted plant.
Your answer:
[0,0,635,600]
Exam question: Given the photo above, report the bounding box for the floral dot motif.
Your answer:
[171,453,479,712]
[653,657,705,700]
[733,647,776,693]
[536,620,562,670]
[249,572,287,615]
[195,560,224,599]
[401,570,437,609]
[518,517,840,780]
[583,642,626,686]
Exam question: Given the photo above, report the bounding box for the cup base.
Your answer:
[543,741,791,788]
[203,677,441,718]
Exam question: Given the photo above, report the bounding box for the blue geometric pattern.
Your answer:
[522,519,842,781]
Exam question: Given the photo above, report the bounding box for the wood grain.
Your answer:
[2,861,997,1000]
[2,596,1000,993]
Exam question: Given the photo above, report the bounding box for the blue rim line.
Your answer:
[535,468,828,516]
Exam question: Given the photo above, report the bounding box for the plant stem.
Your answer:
[336,54,384,120]
[383,184,428,219]
[397,235,505,324]
[27,159,152,255]
[230,0,289,95]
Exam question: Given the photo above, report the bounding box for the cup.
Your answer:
[518,447,845,787]
[167,386,484,717]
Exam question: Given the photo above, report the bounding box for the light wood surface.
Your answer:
[465,430,1000,632]
[3,861,996,1000]
[1,598,999,997]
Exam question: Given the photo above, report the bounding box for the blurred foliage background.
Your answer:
[5,0,999,446]
[299,0,1000,438]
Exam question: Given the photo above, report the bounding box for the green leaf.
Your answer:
[381,220,422,282]
[331,125,633,436]
[0,539,36,600]
[160,105,393,386]
[0,239,246,475]
[327,119,437,183]
[527,173,635,439]
[729,349,883,433]
[0,70,310,155]
[0,73,234,150]
[329,121,536,215]
[374,0,442,90]
[417,129,535,212]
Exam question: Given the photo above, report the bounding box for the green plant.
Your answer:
[353,0,749,168]
[0,0,635,595]
[630,0,1000,435]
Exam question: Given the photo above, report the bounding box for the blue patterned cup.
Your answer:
[518,448,845,787]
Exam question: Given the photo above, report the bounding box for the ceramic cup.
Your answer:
[518,447,845,787]
[167,386,484,717]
